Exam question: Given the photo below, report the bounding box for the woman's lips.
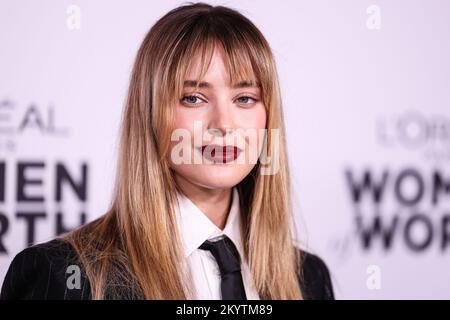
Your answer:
[198,144,242,163]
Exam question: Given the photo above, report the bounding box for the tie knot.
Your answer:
[199,236,242,275]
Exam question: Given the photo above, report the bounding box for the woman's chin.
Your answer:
[177,165,254,189]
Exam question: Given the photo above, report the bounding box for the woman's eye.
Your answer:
[181,95,204,105]
[236,96,257,105]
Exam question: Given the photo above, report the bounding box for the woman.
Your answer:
[1,2,334,300]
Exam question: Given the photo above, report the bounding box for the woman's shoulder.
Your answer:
[296,248,335,300]
[0,238,91,300]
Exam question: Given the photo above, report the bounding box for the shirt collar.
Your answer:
[174,187,244,259]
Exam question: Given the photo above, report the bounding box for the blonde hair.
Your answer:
[63,2,303,300]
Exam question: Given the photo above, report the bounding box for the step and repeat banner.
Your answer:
[0,0,449,299]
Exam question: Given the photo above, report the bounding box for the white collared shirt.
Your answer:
[174,187,260,300]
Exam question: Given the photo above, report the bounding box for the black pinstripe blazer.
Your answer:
[0,239,334,300]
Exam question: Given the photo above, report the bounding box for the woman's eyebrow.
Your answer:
[183,80,261,89]
[232,80,261,89]
[183,80,211,88]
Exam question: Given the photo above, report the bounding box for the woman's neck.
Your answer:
[174,174,232,230]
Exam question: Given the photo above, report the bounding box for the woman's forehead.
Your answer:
[184,47,259,88]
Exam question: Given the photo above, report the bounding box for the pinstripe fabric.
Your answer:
[0,239,91,300]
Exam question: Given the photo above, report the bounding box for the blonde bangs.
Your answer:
[165,22,272,112]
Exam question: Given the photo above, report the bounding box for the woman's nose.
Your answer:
[207,99,234,136]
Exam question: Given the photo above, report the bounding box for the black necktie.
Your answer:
[199,236,247,300]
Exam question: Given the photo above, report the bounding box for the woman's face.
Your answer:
[168,46,267,190]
